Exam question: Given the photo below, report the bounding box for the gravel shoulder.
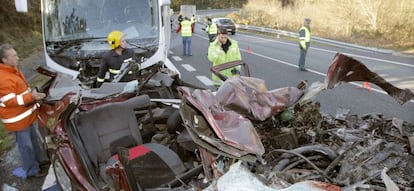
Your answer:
[0,145,48,191]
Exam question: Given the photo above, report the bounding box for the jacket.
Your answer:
[207,38,242,85]
[299,26,311,49]
[176,20,194,36]
[0,64,38,132]
[206,23,218,35]
[97,48,135,83]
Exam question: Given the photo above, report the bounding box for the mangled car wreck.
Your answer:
[37,53,414,191]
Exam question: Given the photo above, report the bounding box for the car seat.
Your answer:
[75,95,195,190]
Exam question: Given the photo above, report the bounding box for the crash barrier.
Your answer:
[236,24,391,54]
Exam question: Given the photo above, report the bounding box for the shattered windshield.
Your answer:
[43,0,159,43]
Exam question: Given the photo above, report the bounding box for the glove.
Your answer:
[300,41,307,49]
[130,63,141,72]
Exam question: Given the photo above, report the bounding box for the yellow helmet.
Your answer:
[107,30,126,49]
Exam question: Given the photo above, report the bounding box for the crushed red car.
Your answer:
[37,53,414,190]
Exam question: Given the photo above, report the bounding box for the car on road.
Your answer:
[212,18,236,35]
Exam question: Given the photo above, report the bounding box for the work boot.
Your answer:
[40,160,51,169]
[32,168,48,178]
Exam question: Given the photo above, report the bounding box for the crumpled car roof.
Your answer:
[326,53,414,105]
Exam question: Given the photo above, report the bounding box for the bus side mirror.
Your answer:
[15,0,28,12]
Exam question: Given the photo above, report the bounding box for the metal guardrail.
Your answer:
[195,9,391,54]
[237,24,297,38]
[236,24,393,54]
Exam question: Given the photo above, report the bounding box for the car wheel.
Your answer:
[53,156,74,191]
[231,31,236,35]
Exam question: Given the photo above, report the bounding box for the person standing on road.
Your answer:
[298,18,311,71]
[176,17,194,56]
[96,30,136,87]
[191,14,196,29]
[208,27,242,87]
[205,17,218,43]
[178,13,183,23]
[0,44,49,178]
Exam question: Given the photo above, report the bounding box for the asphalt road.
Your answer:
[169,23,414,123]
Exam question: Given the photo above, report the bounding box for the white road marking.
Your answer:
[237,33,414,68]
[238,47,414,103]
[196,75,214,86]
[172,56,183,61]
[239,48,327,76]
[182,64,196,72]
[194,33,414,103]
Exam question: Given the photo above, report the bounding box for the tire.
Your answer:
[231,31,236,35]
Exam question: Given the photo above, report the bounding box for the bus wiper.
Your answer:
[127,41,155,52]
[52,37,106,54]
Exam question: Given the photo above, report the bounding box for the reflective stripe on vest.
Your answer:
[97,77,105,82]
[299,26,311,42]
[0,103,39,124]
[181,21,192,37]
[109,68,120,74]
[109,68,132,76]
[0,89,30,107]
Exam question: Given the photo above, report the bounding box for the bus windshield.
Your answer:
[43,0,159,42]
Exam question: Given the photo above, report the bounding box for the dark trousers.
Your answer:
[208,34,217,43]
[298,47,308,70]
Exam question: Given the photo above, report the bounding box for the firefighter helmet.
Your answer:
[107,30,126,49]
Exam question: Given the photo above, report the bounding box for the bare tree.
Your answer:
[356,0,385,31]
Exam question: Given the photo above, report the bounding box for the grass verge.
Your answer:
[0,123,15,156]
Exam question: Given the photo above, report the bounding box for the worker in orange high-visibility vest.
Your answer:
[0,44,49,178]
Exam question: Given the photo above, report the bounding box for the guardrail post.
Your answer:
[276,24,280,38]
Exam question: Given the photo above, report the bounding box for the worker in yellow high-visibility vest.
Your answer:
[176,17,194,56]
[298,18,311,71]
[205,17,218,42]
[208,28,242,87]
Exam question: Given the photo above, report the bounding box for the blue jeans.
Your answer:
[182,36,192,55]
[15,122,48,177]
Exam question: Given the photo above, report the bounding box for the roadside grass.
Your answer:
[230,0,414,52]
[0,123,14,156]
